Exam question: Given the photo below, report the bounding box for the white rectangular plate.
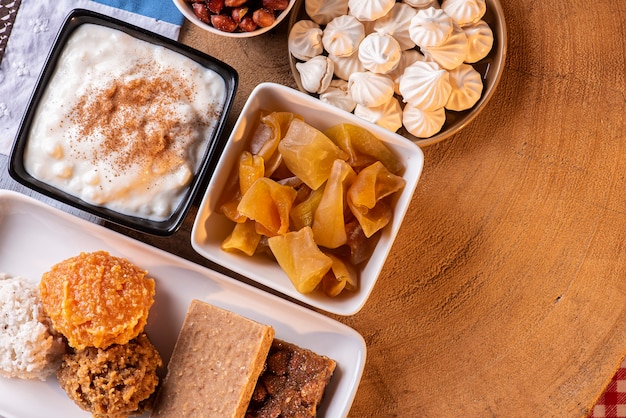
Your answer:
[0,190,365,418]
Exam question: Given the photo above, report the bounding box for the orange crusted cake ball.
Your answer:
[39,251,155,350]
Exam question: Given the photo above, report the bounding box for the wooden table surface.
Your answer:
[2,1,625,416]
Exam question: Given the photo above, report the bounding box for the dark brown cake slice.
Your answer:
[246,339,336,417]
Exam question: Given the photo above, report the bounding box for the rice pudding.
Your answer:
[24,24,227,220]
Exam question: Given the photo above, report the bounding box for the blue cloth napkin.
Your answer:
[92,0,185,26]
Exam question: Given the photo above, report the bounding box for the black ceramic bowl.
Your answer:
[9,9,238,236]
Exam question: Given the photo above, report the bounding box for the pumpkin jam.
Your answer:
[39,251,155,350]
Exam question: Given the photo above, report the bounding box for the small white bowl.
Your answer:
[191,83,424,316]
[172,0,297,38]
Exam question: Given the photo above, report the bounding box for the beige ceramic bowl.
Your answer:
[289,0,507,147]
[173,0,297,38]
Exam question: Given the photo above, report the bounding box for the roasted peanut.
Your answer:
[262,0,289,11]
[192,3,210,24]
[231,7,249,23]
[225,0,247,6]
[210,14,238,32]
[238,16,258,32]
[252,8,275,28]
[206,0,224,14]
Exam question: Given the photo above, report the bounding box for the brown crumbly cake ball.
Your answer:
[246,339,336,417]
[39,251,155,350]
[57,333,163,418]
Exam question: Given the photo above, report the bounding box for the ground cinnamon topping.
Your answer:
[68,69,201,180]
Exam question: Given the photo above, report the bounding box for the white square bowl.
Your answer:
[191,83,424,315]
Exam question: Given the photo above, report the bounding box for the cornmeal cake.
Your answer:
[151,299,275,418]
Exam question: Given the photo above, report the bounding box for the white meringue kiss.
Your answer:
[329,52,366,81]
[323,15,365,58]
[388,49,425,94]
[373,3,417,51]
[441,0,486,27]
[399,61,451,111]
[402,0,439,9]
[463,19,494,63]
[402,105,446,138]
[348,71,394,107]
[348,0,395,21]
[288,20,323,61]
[296,55,335,94]
[306,0,349,25]
[354,97,403,132]
[421,23,469,70]
[358,33,402,74]
[445,63,483,111]
[409,7,454,48]
[319,79,357,113]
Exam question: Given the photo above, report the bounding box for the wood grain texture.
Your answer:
[340,2,625,416]
[1,1,624,416]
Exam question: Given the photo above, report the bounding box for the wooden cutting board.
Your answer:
[174,1,626,416]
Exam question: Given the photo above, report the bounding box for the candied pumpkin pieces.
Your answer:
[250,112,302,177]
[278,118,348,190]
[268,227,333,294]
[237,177,297,237]
[347,161,406,237]
[312,160,356,249]
[239,151,265,195]
[221,220,262,256]
[290,186,324,231]
[321,254,358,297]
[324,123,404,175]
[218,112,406,297]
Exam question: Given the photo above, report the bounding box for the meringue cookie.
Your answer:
[441,0,486,27]
[373,3,417,51]
[323,15,365,58]
[354,97,403,132]
[306,0,349,25]
[319,79,357,113]
[358,33,402,74]
[421,23,469,70]
[402,105,446,138]
[329,52,366,81]
[348,0,395,21]
[348,71,395,107]
[399,61,452,111]
[288,20,324,61]
[387,48,425,94]
[445,63,483,111]
[462,19,494,63]
[296,55,335,94]
[402,0,439,9]
[409,7,454,48]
